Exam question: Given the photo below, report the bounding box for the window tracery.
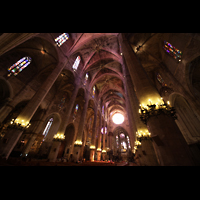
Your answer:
[72,56,81,71]
[42,118,53,141]
[92,86,96,98]
[163,41,182,61]
[8,56,32,76]
[55,33,69,47]
[84,73,89,85]
[73,104,79,120]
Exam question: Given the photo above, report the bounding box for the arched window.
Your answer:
[92,86,96,98]
[8,56,32,76]
[101,127,107,134]
[163,41,182,61]
[157,73,165,86]
[42,118,53,141]
[55,33,69,47]
[116,135,119,148]
[127,136,131,149]
[72,56,81,71]
[73,104,79,120]
[58,94,66,109]
[84,73,89,85]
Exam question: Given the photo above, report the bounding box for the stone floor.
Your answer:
[0,157,138,166]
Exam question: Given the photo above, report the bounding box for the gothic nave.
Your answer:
[1,33,200,166]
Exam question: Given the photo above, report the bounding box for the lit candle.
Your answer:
[156,103,158,109]
[149,99,151,105]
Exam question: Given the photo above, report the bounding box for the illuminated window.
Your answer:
[92,86,96,98]
[157,73,165,86]
[127,136,131,148]
[116,135,119,148]
[42,118,53,141]
[55,33,69,47]
[58,94,66,109]
[72,56,81,71]
[73,104,79,120]
[8,56,32,76]
[101,127,107,134]
[120,133,125,138]
[163,41,182,61]
[122,141,127,150]
[84,73,89,85]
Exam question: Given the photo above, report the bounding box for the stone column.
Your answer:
[21,109,46,157]
[121,59,137,146]
[56,76,81,136]
[119,33,194,166]
[97,107,102,161]
[119,33,162,106]
[102,116,106,161]
[0,33,39,57]
[89,102,98,161]
[0,99,13,123]
[124,62,158,165]
[0,73,40,123]
[18,62,65,124]
[0,62,66,159]
[140,139,159,166]
[73,90,90,162]
[48,140,61,162]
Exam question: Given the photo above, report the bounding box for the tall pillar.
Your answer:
[97,105,102,161]
[48,140,61,162]
[0,33,39,57]
[119,33,162,106]
[0,62,66,159]
[124,62,158,165]
[21,109,46,157]
[121,60,137,146]
[73,90,90,162]
[18,62,65,124]
[90,102,98,161]
[119,33,194,166]
[56,76,81,136]
[102,111,106,160]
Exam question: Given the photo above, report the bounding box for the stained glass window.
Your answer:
[101,127,107,134]
[127,136,131,148]
[73,104,79,120]
[72,56,81,71]
[8,56,32,76]
[157,73,165,86]
[116,135,119,148]
[92,86,96,98]
[55,33,69,47]
[163,41,182,61]
[84,73,89,85]
[42,118,53,141]
[58,94,66,109]
[122,141,127,150]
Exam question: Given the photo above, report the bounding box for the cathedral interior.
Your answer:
[1,33,200,166]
